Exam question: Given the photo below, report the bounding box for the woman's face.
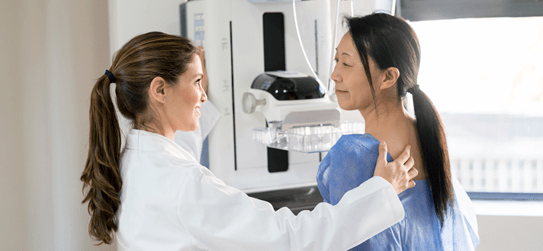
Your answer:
[331,33,380,112]
[164,54,207,132]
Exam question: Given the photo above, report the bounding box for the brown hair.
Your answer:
[80,32,198,245]
[347,13,453,225]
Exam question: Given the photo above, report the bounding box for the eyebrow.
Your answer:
[335,48,351,57]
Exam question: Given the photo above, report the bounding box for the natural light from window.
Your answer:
[410,17,543,196]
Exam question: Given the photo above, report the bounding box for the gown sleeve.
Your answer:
[176,166,405,251]
[450,176,480,250]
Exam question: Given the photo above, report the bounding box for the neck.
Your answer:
[144,124,175,141]
[136,112,176,141]
[360,97,426,180]
[360,98,416,150]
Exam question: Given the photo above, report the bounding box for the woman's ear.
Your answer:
[379,67,400,90]
[149,77,167,103]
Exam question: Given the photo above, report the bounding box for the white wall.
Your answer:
[0,0,114,250]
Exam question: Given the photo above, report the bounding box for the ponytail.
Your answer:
[410,86,453,224]
[81,74,122,245]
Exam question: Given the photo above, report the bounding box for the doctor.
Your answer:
[81,31,418,250]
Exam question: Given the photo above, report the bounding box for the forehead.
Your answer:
[337,32,357,53]
[183,54,202,75]
[337,33,358,56]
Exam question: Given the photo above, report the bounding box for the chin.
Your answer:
[186,124,199,132]
[337,101,356,111]
[190,122,200,131]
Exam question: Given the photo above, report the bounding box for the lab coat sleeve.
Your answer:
[176,167,404,251]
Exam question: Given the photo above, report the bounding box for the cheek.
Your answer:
[345,76,372,108]
[185,86,200,102]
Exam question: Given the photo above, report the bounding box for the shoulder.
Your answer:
[317,134,382,204]
[320,134,382,171]
[330,134,381,156]
[121,146,206,196]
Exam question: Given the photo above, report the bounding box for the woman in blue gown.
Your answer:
[317,13,479,250]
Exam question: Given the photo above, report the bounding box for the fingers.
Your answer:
[377,141,389,165]
[407,166,419,180]
[408,180,416,189]
[396,145,411,164]
[405,157,415,170]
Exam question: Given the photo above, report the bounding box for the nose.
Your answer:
[331,64,341,84]
[200,85,207,103]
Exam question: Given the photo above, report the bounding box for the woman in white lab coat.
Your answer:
[80,31,418,250]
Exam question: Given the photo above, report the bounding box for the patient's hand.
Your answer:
[374,142,417,194]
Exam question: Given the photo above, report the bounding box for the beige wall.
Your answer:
[0,1,25,250]
[1,0,114,250]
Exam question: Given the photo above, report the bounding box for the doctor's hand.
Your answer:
[373,142,417,195]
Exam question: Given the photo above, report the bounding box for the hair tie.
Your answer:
[105,70,117,83]
[407,85,420,94]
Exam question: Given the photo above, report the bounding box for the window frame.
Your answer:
[468,192,543,201]
[398,0,543,21]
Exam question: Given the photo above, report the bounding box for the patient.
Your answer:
[317,13,479,250]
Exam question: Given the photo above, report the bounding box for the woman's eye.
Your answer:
[343,63,352,67]
[334,58,339,63]
[195,79,201,85]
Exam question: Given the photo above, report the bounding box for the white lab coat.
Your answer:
[116,129,404,251]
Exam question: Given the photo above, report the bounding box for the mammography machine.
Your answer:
[180,0,395,205]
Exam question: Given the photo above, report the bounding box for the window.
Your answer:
[410,17,543,200]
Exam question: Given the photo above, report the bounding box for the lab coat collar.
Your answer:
[126,129,199,163]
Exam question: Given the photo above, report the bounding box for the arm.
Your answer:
[178,166,404,251]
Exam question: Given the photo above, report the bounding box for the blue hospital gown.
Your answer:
[317,134,480,251]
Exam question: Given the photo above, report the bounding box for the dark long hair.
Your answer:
[80,32,198,245]
[347,13,453,224]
